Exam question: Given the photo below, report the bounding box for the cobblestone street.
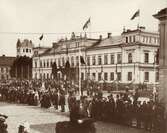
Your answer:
[0,102,149,133]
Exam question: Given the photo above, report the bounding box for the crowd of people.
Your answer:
[0,79,166,133]
[0,80,66,112]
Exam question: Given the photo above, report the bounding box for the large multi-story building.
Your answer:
[32,28,159,86]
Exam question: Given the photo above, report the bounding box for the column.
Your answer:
[153,8,167,122]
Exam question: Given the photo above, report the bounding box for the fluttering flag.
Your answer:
[83,18,91,30]
[39,34,43,40]
[80,56,85,64]
[131,9,140,20]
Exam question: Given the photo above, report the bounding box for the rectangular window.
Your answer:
[156,72,159,82]
[128,53,133,63]
[35,61,37,68]
[104,54,108,65]
[110,72,114,81]
[81,72,84,80]
[98,73,101,81]
[1,68,4,73]
[117,54,122,64]
[40,61,42,67]
[128,72,132,81]
[98,55,102,65]
[92,56,96,65]
[104,72,108,81]
[117,72,121,81]
[154,37,156,44]
[43,61,46,68]
[40,73,42,79]
[110,54,114,64]
[6,68,8,73]
[47,61,49,68]
[143,36,145,42]
[71,56,74,66]
[144,53,149,63]
[144,72,149,82]
[76,56,79,66]
[87,73,90,79]
[87,56,90,66]
[50,60,53,67]
[126,37,128,43]
[35,73,37,79]
[92,73,96,80]
[149,37,152,43]
[146,37,148,43]
[26,48,28,53]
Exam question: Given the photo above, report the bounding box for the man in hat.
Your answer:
[0,114,8,133]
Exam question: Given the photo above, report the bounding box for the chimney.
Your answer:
[99,35,102,40]
[107,33,111,38]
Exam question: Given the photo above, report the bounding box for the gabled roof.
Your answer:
[87,36,123,50]
[38,38,99,57]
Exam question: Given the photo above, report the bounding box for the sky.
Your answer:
[0,0,166,56]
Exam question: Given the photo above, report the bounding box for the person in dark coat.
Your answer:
[40,92,51,108]
[52,89,59,110]
[59,90,65,112]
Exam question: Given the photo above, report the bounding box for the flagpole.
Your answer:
[89,17,91,38]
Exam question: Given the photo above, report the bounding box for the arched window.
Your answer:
[128,53,133,63]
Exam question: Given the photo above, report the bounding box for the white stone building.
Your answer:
[32,28,159,85]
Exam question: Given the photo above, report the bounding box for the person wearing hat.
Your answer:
[0,114,8,133]
[18,121,30,133]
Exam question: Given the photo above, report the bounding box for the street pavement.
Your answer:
[0,102,149,133]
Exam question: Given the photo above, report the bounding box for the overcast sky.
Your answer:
[0,0,166,56]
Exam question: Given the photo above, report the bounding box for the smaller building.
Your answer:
[0,55,15,80]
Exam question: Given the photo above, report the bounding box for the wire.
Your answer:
[0,30,119,35]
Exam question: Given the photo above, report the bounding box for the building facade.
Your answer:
[32,28,159,85]
[0,55,15,80]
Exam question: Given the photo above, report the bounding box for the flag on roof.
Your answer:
[39,34,43,40]
[131,9,140,20]
[83,18,91,30]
